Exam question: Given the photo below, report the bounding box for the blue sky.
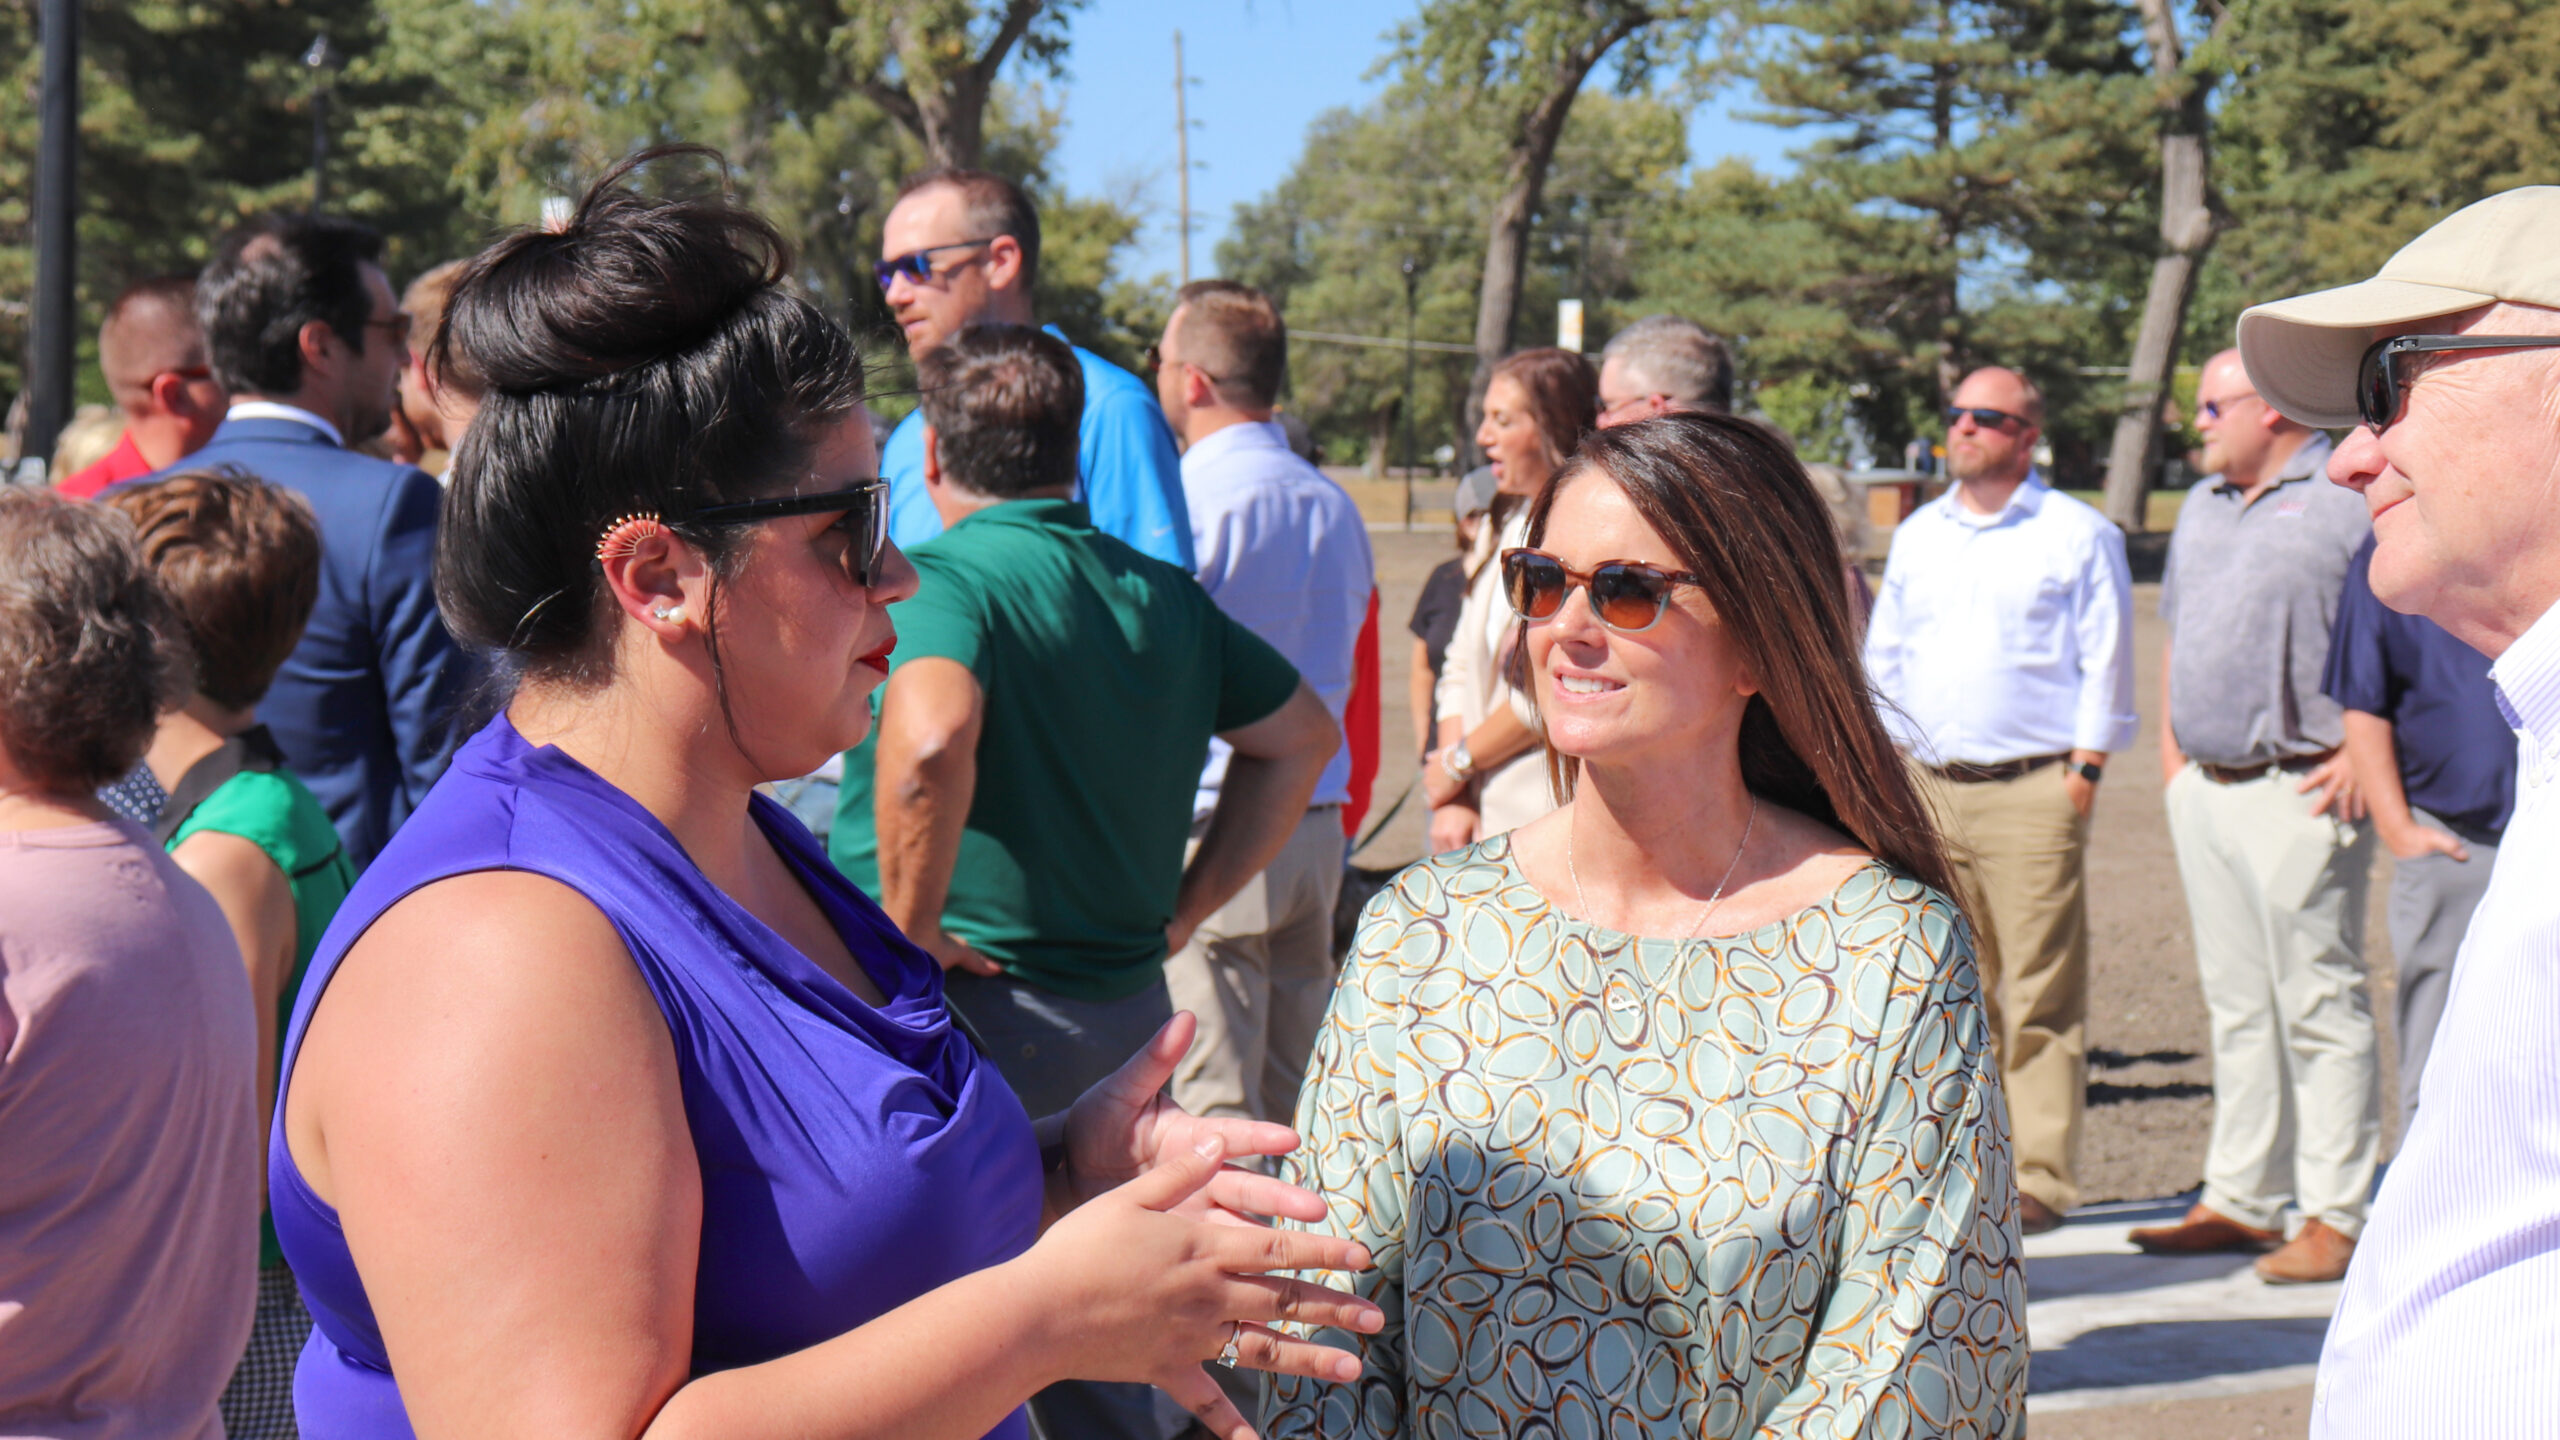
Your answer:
[1043,0,1803,283]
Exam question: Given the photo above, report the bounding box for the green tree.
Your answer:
[1,0,1156,427]
[1219,88,1685,468]
[1389,0,1725,439]
[2196,0,2560,347]
[0,0,490,404]
[1741,0,2155,398]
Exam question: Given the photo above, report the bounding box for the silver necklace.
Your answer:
[1568,795,1759,940]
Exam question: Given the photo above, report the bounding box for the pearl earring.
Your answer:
[653,605,684,623]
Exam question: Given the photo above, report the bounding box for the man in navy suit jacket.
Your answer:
[136,214,469,867]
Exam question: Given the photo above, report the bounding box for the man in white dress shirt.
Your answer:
[2239,186,2560,1433]
[1864,365,2138,1234]
[1152,280,1374,1129]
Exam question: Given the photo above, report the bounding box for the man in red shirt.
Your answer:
[58,276,228,499]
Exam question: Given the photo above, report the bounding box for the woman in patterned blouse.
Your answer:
[1269,413,2027,1439]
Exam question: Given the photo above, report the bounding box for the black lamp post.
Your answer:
[1400,255,1420,530]
[304,33,336,213]
[21,0,79,480]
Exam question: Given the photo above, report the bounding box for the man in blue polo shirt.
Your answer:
[873,167,1190,568]
[2323,534,2517,1130]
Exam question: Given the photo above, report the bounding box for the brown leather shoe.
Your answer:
[2128,1204,2283,1254]
[2255,1219,2355,1284]
[2018,1193,2065,1235]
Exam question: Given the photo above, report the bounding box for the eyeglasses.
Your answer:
[688,480,892,588]
[1501,548,1704,634]
[2197,392,2259,422]
[1141,342,1224,385]
[874,239,999,293]
[2356,333,2560,430]
[1944,406,2028,432]
[365,312,414,346]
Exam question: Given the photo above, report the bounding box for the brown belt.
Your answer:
[2196,747,2338,785]
[1928,753,2067,785]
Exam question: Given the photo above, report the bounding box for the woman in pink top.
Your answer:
[0,489,261,1440]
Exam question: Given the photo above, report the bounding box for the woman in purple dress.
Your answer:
[268,150,1379,1440]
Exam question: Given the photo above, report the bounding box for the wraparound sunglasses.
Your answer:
[689,480,891,588]
[873,239,998,293]
[1501,547,1705,634]
[2357,333,2560,430]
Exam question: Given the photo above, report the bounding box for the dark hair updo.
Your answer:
[435,146,866,688]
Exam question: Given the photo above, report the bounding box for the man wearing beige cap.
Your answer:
[2237,185,2560,1433]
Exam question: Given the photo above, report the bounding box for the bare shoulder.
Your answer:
[289,869,677,1204]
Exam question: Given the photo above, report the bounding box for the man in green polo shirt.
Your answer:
[829,322,1335,1125]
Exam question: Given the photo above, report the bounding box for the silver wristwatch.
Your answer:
[1442,741,1477,784]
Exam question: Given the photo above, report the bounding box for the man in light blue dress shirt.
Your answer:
[1864,365,2138,1235]
[2240,186,2560,1434]
[873,168,1191,568]
[1149,281,1374,1134]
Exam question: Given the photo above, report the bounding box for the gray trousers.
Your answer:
[2387,809,2499,1129]
[941,970,1189,1440]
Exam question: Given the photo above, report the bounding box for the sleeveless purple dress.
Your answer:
[269,716,1044,1438]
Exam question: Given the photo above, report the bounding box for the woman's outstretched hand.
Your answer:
[1023,1134,1380,1440]
[1057,1012,1329,1228]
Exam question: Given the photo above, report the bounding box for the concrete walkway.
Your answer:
[2026,1194,2336,1415]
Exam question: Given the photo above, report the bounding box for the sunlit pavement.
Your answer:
[2025,1193,2337,1414]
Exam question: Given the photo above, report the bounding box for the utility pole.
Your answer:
[1401,256,1421,530]
[22,0,79,480]
[305,33,335,213]
[1173,30,1192,285]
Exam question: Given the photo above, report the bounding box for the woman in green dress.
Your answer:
[1269,414,2026,1439]
[109,470,355,1440]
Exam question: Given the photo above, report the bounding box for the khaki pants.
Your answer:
[2164,763,2379,1236]
[1911,758,2090,1214]
[1164,805,1346,1125]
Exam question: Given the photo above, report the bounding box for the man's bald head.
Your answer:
[1957,366,2044,425]
[1945,366,2044,487]
[2194,345,2307,488]
[99,277,207,416]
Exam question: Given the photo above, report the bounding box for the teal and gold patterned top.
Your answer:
[1266,834,2026,1439]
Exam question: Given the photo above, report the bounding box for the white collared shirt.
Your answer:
[2311,596,2560,1435]
[1182,419,1373,816]
[1863,474,2138,765]
[224,400,345,449]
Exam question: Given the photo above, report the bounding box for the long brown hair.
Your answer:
[1518,412,1961,902]
[1473,347,1599,579]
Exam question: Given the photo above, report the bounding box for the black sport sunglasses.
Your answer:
[1501,548,1704,634]
[1945,406,2029,432]
[689,481,891,588]
[2356,333,2560,430]
[873,239,999,293]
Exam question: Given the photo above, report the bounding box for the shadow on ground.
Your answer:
[2031,1317,2329,1394]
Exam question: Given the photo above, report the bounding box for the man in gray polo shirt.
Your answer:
[2131,346,2377,1284]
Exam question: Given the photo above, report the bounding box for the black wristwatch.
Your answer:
[2074,760,2104,784]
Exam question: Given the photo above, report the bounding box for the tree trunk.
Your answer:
[2101,0,2221,532]
[867,0,1050,171]
[1366,395,1399,480]
[1461,12,1647,461]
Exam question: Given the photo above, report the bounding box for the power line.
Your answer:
[1295,328,1476,354]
